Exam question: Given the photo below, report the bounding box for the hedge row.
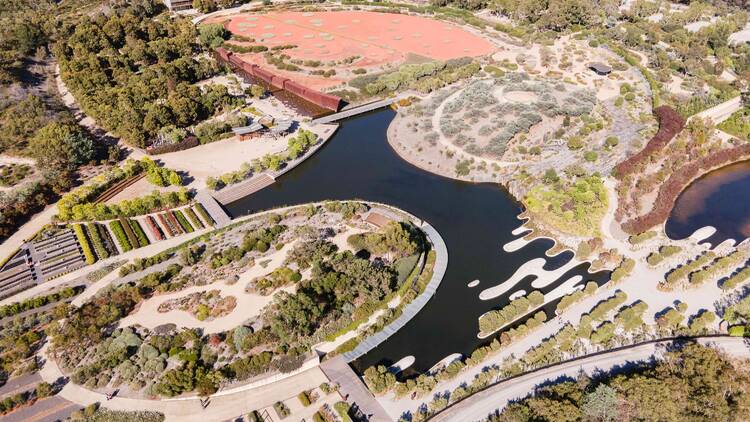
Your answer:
[145,216,165,241]
[663,251,717,288]
[194,204,215,226]
[587,290,628,321]
[109,220,133,252]
[721,267,750,291]
[119,217,140,250]
[613,106,685,179]
[689,250,746,286]
[0,286,80,318]
[184,207,204,229]
[85,223,109,260]
[128,219,150,247]
[73,224,96,265]
[478,290,545,335]
[96,223,118,256]
[623,143,750,234]
[158,213,178,237]
[173,210,194,233]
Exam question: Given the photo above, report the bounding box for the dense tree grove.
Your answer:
[54,0,234,147]
[492,343,750,422]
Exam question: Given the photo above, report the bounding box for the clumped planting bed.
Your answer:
[50,201,433,400]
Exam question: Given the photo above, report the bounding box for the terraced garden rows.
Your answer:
[72,205,214,265]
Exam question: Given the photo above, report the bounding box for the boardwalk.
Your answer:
[212,174,275,205]
[690,95,742,124]
[320,356,391,422]
[194,190,232,228]
[312,98,398,124]
[342,221,448,362]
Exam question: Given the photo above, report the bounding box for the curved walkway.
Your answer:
[429,336,750,422]
[341,218,448,362]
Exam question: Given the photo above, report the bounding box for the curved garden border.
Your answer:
[340,206,449,362]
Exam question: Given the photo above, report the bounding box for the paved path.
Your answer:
[3,395,79,422]
[0,373,42,398]
[342,220,448,362]
[690,95,742,125]
[312,98,398,124]
[430,336,750,422]
[38,342,328,422]
[320,356,391,422]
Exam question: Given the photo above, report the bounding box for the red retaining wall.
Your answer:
[215,47,341,111]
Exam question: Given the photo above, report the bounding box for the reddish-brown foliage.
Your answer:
[622,144,750,234]
[146,215,165,241]
[613,106,686,179]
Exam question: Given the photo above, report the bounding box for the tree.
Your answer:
[581,384,620,422]
[29,122,94,170]
[198,24,227,48]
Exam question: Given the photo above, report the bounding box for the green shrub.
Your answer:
[129,219,150,247]
[86,223,109,260]
[297,391,311,407]
[73,224,96,264]
[194,204,215,226]
[628,231,656,244]
[729,325,747,337]
[184,208,204,229]
[312,412,325,422]
[334,401,353,422]
[173,210,194,233]
[109,220,133,252]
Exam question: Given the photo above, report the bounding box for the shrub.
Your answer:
[119,217,140,249]
[728,325,746,336]
[109,220,133,252]
[298,391,312,407]
[613,106,685,179]
[86,223,109,260]
[273,402,290,419]
[129,219,150,247]
[173,210,194,233]
[628,231,656,244]
[194,204,215,226]
[73,224,96,264]
[334,401,353,422]
[184,208,204,229]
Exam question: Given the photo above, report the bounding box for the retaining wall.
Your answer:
[214,47,342,111]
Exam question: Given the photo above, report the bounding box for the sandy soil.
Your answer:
[119,241,298,334]
[214,10,496,91]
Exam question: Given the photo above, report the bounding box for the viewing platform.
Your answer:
[194,190,232,228]
[212,174,276,205]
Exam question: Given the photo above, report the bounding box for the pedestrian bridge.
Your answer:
[312,97,400,124]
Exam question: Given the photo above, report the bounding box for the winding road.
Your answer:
[430,336,750,422]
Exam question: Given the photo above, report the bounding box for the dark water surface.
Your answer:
[226,109,609,373]
[667,160,750,244]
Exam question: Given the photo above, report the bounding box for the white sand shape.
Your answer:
[690,226,716,242]
[477,275,583,339]
[389,356,415,374]
[511,225,531,236]
[119,242,299,334]
[478,257,582,300]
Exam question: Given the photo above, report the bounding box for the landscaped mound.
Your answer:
[438,76,595,159]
